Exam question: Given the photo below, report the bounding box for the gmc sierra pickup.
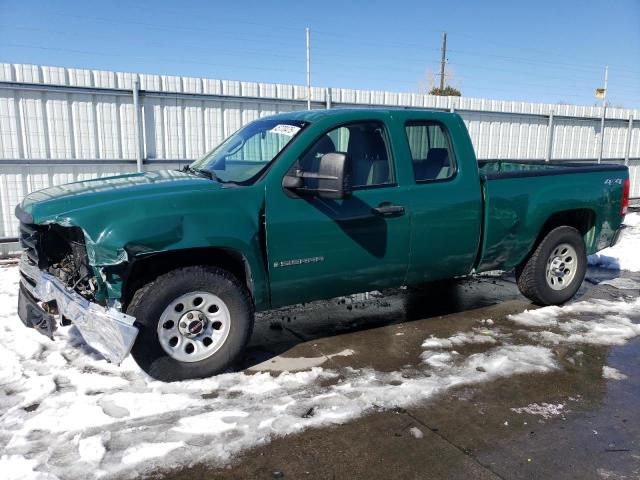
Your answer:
[16,108,630,381]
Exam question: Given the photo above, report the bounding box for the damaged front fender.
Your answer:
[21,172,270,308]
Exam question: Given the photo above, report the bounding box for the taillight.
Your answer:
[621,178,630,217]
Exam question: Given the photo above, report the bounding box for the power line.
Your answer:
[40,12,299,44]
[448,48,640,80]
[8,13,636,85]
[313,28,640,77]
[9,1,640,79]
[0,24,441,77]
[107,0,306,33]
[313,42,639,83]
[449,48,604,72]
[313,48,440,69]
[1,23,441,76]
[444,59,640,91]
[0,43,305,76]
[40,0,638,78]
[0,24,304,62]
[450,68,639,94]
[0,42,432,87]
[312,29,442,52]
[442,28,640,75]
[2,13,637,107]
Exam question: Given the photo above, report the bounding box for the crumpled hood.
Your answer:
[15,168,267,307]
[19,169,223,223]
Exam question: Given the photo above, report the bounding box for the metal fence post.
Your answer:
[132,78,143,172]
[306,27,311,110]
[597,104,607,164]
[326,87,332,109]
[545,110,554,162]
[625,116,634,166]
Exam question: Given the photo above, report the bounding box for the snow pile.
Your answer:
[422,331,498,349]
[588,212,640,272]
[508,298,640,346]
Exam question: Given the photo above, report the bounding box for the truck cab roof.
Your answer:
[263,108,460,123]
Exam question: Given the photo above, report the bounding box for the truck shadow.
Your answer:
[304,195,389,258]
[241,265,627,371]
[241,275,522,370]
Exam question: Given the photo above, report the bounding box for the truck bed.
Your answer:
[478,159,627,179]
[475,160,628,273]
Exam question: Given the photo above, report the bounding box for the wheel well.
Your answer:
[121,247,252,309]
[521,208,596,270]
[538,209,596,241]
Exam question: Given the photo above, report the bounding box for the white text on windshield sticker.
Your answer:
[269,124,301,137]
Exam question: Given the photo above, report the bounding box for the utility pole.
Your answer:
[597,65,608,164]
[439,31,447,91]
[306,27,311,110]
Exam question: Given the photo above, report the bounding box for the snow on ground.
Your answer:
[0,267,555,480]
[588,212,640,272]
[1,267,561,480]
[1,215,639,479]
[508,297,640,346]
[422,331,498,349]
[511,402,566,419]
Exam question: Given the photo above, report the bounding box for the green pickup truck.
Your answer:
[16,108,630,381]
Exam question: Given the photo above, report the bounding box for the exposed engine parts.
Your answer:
[21,222,97,300]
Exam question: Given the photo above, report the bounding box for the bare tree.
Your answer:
[418,67,461,96]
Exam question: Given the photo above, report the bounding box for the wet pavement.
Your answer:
[156,268,640,480]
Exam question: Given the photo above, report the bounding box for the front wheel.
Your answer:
[516,226,587,306]
[127,266,254,381]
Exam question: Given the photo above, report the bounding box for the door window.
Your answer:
[405,122,456,182]
[292,121,395,188]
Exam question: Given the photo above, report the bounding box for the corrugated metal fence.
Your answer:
[1,63,639,255]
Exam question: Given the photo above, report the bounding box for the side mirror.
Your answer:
[283,153,352,199]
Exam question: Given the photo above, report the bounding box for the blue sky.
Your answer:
[1,0,639,108]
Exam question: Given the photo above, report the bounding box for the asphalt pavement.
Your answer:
[156,269,640,480]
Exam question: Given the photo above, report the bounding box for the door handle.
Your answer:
[372,204,405,217]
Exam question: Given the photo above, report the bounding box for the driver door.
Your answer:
[265,120,411,308]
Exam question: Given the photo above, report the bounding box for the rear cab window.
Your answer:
[404,121,457,183]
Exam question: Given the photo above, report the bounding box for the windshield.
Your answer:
[189,119,306,183]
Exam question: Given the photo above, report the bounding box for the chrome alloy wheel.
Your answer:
[157,291,231,362]
[545,243,578,291]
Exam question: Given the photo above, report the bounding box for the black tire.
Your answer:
[127,266,254,381]
[515,226,587,306]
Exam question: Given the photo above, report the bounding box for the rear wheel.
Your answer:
[516,226,587,306]
[127,266,253,381]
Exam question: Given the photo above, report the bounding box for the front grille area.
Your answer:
[19,222,45,268]
[19,222,97,300]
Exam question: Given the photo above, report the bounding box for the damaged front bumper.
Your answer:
[17,254,138,364]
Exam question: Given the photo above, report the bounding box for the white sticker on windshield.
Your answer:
[269,124,301,137]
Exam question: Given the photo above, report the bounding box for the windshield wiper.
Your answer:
[182,165,221,182]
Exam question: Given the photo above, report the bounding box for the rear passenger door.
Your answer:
[403,119,483,284]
